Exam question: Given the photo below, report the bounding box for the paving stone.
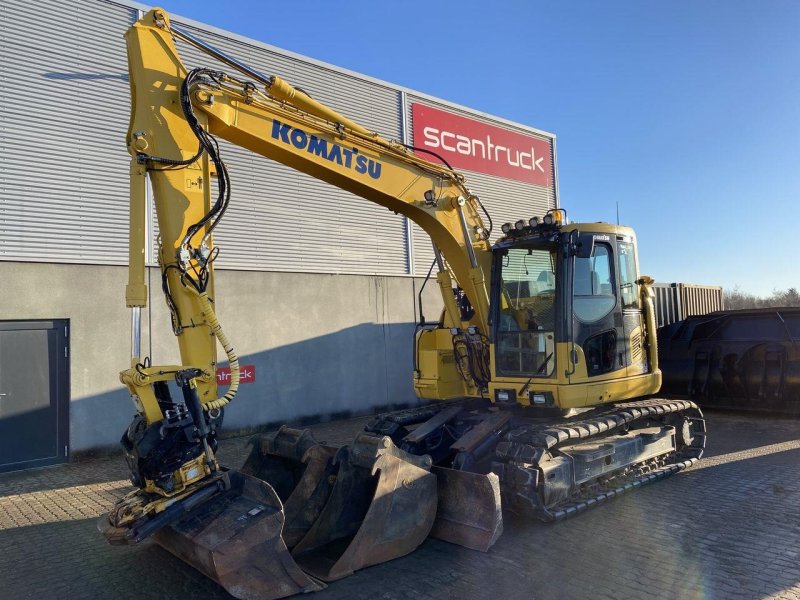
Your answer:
[0,412,799,599]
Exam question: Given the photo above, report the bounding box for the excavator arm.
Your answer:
[103,10,502,597]
[122,10,493,427]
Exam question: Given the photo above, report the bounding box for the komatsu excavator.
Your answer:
[101,9,707,599]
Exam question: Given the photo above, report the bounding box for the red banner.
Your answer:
[412,103,552,186]
[217,365,256,385]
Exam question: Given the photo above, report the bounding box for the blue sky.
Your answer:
[156,0,799,296]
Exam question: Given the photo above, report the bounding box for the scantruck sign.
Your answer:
[412,103,552,187]
[217,365,256,385]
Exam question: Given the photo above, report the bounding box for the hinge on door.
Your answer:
[65,325,68,337]
[65,445,68,457]
[65,346,68,358]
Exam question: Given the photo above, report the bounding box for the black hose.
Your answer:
[451,330,491,392]
[413,258,439,375]
[398,142,455,171]
[397,142,492,235]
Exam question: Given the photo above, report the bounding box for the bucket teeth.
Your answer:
[291,433,437,582]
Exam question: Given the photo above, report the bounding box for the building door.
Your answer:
[0,320,69,473]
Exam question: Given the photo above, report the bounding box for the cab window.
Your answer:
[495,246,557,377]
[619,242,639,310]
[573,243,615,323]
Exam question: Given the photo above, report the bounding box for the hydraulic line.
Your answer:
[133,27,491,412]
[192,289,240,411]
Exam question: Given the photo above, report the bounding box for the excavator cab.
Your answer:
[487,209,662,410]
[494,242,558,378]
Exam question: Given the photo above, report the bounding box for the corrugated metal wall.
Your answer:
[679,283,724,319]
[653,282,724,328]
[0,0,557,276]
[0,0,136,263]
[168,20,409,275]
[653,284,682,328]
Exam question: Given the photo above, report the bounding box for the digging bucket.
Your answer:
[290,433,437,582]
[429,466,503,552]
[241,426,337,547]
[154,470,325,600]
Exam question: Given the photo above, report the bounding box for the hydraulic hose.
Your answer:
[196,290,240,410]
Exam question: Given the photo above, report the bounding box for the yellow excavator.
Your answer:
[100,9,706,599]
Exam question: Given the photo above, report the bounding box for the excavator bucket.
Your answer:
[290,433,437,582]
[429,466,503,552]
[154,470,325,600]
[240,426,337,547]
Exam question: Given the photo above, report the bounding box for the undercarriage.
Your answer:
[366,397,706,521]
[101,397,704,599]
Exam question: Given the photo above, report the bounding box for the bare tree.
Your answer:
[724,287,800,310]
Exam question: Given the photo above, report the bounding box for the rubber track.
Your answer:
[497,398,706,521]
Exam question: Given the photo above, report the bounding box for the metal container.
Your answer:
[658,307,800,414]
[652,283,724,328]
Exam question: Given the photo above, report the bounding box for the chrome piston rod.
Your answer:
[131,307,142,361]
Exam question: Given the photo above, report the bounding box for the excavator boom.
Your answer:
[103,9,502,599]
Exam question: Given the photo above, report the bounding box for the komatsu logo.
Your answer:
[271,120,382,180]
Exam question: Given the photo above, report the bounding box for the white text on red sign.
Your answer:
[216,365,256,385]
[412,103,552,186]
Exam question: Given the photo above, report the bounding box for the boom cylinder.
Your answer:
[456,200,478,269]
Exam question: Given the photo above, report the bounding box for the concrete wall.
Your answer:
[0,262,443,451]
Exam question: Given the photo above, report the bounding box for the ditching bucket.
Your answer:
[290,433,437,582]
[429,466,503,552]
[241,426,337,548]
[154,470,325,600]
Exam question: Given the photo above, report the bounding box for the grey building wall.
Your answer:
[0,261,442,450]
[0,0,557,273]
[0,0,135,264]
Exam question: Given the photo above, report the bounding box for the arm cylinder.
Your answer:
[127,160,148,366]
[126,160,148,308]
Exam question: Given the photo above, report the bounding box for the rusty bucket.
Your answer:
[290,433,437,582]
[429,466,503,552]
[241,426,337,547]
[154,470,325,600]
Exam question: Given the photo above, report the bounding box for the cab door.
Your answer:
[568,239,626,384]
[617,238,648,376]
